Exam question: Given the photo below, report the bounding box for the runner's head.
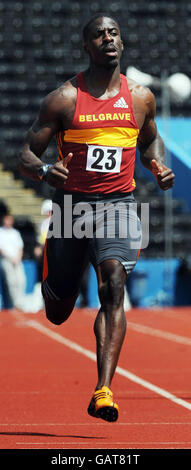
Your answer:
[83,16,124,69]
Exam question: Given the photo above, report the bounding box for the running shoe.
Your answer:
[87,386,119,422]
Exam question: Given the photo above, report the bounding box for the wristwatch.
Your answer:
[38,164,53,181]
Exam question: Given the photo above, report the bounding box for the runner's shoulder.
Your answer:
[126,76,156,109]
[40,75,78,117]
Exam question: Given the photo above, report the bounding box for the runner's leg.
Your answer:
[94,259,127,389]
[44,295,79,325]
[42,236,89,325]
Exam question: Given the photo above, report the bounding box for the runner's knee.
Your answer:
[98,262,126,308]
[44,297,76,325]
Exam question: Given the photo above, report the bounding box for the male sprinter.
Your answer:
[19,16,175,422]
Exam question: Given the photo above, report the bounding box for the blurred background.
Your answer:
[0,0,191,310]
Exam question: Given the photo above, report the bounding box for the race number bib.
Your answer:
[86,145,122,173]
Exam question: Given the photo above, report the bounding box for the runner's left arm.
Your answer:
[137,90,175,191]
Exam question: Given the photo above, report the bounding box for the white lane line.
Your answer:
[2,422,191,426]
[127,321,191,346]
[147,307,191,320]
[16,441,191,446]
[26,319,191,412]
[84,308,191,345]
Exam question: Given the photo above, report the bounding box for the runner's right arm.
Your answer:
[18,88,73,187]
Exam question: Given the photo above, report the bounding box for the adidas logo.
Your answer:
[113,97,129,108]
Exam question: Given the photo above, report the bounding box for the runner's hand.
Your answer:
[151,159,175,191]
[46,152,73,188]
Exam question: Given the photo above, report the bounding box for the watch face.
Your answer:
[38,164,52,180]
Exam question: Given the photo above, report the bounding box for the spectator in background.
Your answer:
[0,214,26,309]
[0,200,9,226]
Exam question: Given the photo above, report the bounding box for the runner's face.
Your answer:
[84,17,123,68]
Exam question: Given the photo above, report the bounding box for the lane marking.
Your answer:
[127,321,191,346]
[84,308,191,345]
[26,319,191,412]
[147,307,191,320]
[1,422,191,426]
[16,441,191,446]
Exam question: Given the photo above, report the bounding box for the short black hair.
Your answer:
[83,15,120,41]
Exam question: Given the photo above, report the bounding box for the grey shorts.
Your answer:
[42,190,142,300]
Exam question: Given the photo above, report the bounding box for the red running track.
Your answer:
[0,306,191,450]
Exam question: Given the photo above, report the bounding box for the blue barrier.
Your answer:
[78,259,191,308]
[0,268,2,309]
[1,258,191,309]
[0,260,38,309]
[136,117,191,212]
[126,258,180,307]
[23,260,38,293]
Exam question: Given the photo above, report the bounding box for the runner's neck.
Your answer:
[84,65,121,99]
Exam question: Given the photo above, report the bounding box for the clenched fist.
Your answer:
[151,159,175,191]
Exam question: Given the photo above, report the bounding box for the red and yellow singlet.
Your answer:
[56,73,139,193]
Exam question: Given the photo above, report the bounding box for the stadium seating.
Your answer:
[0,0,191,259]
